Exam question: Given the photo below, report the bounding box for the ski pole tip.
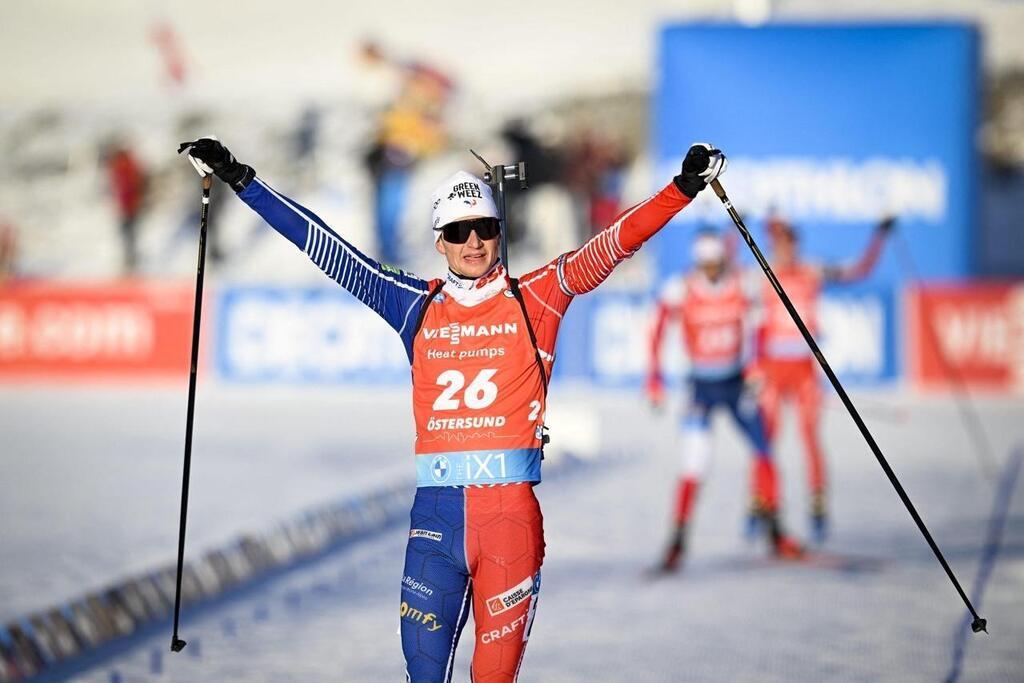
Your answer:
[971,617,988,634]
[171,637,188,652]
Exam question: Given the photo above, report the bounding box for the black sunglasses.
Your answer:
[439,218,501,244]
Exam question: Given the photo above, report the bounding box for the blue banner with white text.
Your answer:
[653,23,979,285]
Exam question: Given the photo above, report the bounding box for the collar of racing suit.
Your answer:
[443,261,508,307]
[690,267,736,292]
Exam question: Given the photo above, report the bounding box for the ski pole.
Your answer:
[169,166,213,652]
[709,178,987,634]
[894,231,998,482]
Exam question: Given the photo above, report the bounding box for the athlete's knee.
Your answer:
[399,575,470,683]
[681,421,712,477]
[798,406,821,435]
[401,605,457,683]
[797,380,821,416]
[472,571,541,682]
[683,401,711,429]
[404,656,448,683]
[733,402,768,447]
[404,655,453,683]
[758,393,780,431]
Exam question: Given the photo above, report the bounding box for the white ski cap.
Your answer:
[692,232,725,264]
[430,171,499,240]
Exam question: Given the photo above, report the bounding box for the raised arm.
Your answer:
[822,216,896,284]
[558,144,726,296]
[239,177,432,330]
[179,137,433,359]
[513,145,727,372]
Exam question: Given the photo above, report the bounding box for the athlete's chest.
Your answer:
[682,276,747,325]
[767,267,820,309]
[409,284,547,471]
[415,288,534,359]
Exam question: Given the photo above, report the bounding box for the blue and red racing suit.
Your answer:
[238,175,693,681]
[647,270,780,524]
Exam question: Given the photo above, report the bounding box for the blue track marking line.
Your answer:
[945,446,1023,683]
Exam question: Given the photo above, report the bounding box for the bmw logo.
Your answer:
[431,455,451,483]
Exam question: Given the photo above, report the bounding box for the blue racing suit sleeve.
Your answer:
[237,176,430,360]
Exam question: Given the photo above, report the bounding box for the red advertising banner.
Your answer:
[906,282,1024,392]
[0,281,195,380]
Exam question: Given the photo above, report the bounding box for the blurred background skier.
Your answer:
[748,214,896,543]
[646,229,802,573]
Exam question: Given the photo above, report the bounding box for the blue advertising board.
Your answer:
[214,287,410,384]
[212,285,894,386]
[654,23,979,285]
[557,285,896,388]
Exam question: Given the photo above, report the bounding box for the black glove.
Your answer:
[877,215,897,234]
[177,137,255,191]
[673,143,728,199]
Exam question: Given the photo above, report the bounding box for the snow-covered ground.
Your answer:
[0,385,416,625]
[2,384,1022,681]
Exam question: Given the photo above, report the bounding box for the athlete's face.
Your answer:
[772,232,798,268]
[435,223,500,278]
[698,259,725,281]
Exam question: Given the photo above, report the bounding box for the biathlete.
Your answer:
[180,137,726,682]
[646,231,802,572]
[749,214,894,543]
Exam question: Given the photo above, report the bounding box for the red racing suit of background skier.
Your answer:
[237,175,693,681]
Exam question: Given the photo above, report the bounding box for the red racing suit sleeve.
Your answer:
[560,182,692,296]
[646,274,686,382]
[648,298,675,381]
[514,182,693,369]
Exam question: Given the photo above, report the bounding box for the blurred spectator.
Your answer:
[150,20,187,88]
[360,40,453,265]
[293,105,322,187]
[168,180,227,266]
[563,130,629,241]
[500,119,565,247]
[0,218,17,281]
[105,144,147,274]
